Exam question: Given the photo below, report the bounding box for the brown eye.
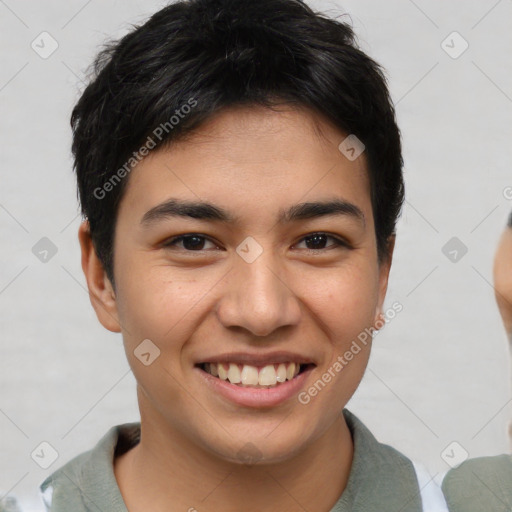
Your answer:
[295,233,349,251]
[163,234,218,251]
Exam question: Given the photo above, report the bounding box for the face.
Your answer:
[80,105,393,464]
[493,226,512,340]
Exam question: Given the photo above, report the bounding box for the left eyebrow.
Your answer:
[140,197,365,227]
[278,199,366,227]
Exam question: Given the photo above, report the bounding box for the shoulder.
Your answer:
[340,409,426,510]
[40,423,140,511]
[441,454,512,511]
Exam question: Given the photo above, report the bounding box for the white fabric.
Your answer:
[412,460,449,512]
[40,484,53,511]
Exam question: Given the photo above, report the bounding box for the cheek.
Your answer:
[299,263,380,341]
[114,255,205,347]
[297,270,378,416]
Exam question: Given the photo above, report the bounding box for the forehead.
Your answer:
[167,104,366,171]
[118,104,372,226]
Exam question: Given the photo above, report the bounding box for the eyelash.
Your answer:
[162,232,351,253]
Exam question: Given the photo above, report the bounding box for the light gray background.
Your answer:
[1,1,512,510]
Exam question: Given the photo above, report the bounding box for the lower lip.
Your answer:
[196,365,314,408]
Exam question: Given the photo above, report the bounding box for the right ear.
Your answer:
[78,220,121,333]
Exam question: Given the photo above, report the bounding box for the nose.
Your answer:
[216,252,302,337]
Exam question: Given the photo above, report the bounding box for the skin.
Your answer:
[493,225,512,448]
[78,104,394,512]
[493,226,512,341]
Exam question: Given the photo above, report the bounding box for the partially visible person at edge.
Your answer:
[34,1,512,511]
[494,210,512,452]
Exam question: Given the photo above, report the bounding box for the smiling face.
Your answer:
[80,104,393,464]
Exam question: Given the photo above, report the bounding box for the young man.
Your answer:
[39,0,512,510]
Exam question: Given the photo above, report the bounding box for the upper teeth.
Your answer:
[205,362,301,386]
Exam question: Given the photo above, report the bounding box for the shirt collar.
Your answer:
[40,409,422,512]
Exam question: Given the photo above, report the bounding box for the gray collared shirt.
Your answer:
[40,408,427,511]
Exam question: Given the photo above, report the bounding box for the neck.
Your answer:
[115,401,354,512]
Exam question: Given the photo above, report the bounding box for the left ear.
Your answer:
[373,234,395,327]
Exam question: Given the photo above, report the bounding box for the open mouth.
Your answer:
[196,362,315,388]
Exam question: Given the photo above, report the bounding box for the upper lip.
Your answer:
[196,351,316,367]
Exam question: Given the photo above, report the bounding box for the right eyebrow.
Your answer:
[140,199,239,227]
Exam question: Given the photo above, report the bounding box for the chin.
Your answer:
[204,429,310,467]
